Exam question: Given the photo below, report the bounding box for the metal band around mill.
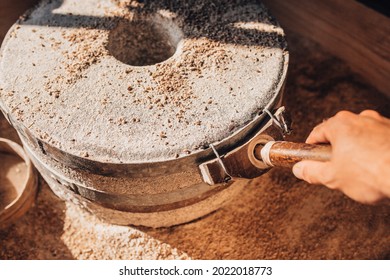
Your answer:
[209,144,232,182]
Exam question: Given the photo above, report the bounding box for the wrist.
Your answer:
[376,156,390,198]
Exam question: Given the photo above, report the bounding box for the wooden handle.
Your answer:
[254,141,332,168]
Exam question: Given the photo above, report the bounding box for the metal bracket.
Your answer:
[263,108,291,136]
[209,144,232,182]
[199,106,289,185]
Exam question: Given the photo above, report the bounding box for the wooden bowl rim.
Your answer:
[0,137,38,226]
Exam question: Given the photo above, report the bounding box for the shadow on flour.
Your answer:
[19,0,286,50]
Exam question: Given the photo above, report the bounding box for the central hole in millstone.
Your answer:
[107,17,181,66]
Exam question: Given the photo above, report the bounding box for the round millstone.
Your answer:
[0,0,288,164]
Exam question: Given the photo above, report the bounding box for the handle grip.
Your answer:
[254,141,332,168]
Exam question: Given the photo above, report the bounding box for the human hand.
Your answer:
[292,110,390,204]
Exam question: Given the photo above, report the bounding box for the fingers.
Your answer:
[306,111,356,144]
[292,160,332,185]
[305,121,329,144]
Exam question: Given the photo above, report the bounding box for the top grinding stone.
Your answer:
[0,0,288,163]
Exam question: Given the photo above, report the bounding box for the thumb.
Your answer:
[292,160,331,185]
